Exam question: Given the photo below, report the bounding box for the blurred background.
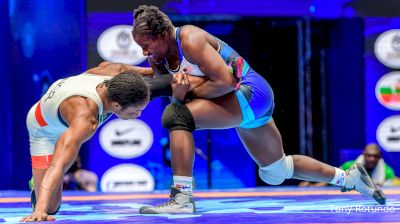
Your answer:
[0,0,399,191]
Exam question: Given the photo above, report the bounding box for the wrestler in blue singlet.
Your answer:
[165,27,275,128]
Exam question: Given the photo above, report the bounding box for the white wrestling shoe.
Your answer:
[139,187,196,214]
[341,162,386,205]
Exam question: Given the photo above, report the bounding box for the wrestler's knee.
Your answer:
[161,103,195,132]
[258,155,294,185]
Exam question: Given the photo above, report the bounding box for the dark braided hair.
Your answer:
[106,71,150,109]
[132,5,173,38]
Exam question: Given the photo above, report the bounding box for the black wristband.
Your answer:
[171,96,183,105]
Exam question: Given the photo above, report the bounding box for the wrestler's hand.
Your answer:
[20,211,56,222]
[172,72,190,101]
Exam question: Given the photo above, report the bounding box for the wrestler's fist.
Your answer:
[172,72,190,101]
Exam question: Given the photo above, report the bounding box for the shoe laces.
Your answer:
[341,166,357,191]
[344,164,373,195]
[154,194,179,208]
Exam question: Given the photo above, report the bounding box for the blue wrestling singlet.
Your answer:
[170,26,275,129]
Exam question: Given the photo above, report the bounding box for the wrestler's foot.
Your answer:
[230,56,244,90]
[29,177,36,210]
[139,187,196,214]
[341,163,386,205]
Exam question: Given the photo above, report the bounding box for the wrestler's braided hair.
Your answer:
[132,5,173,37]
[105,71,150,109]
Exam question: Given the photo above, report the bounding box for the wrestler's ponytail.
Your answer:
[132,5,173,37]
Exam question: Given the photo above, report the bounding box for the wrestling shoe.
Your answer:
[29,177,36,211]
[139,187,196,214]
[341,162,386,205]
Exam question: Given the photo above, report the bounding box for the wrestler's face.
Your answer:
[133,33,169,64]
[112,98,149,120]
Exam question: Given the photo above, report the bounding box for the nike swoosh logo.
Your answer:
[115,127,135,136]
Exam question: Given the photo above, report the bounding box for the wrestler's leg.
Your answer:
[236,119,335,182]
[140,93,242,214]
[237,120,386,204]
[27,104,62,215]
[170,92,242,177]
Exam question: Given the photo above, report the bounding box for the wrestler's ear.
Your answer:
[160,30,169,40]
[111,102,121,111]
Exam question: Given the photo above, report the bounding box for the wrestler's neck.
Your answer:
[165,28,179,62]
[96,83,112,114]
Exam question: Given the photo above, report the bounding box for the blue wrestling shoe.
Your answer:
[341,163,386,205]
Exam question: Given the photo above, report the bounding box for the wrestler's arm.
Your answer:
[86,62,154,77]
[97,61,112,68]
[28,98,98,220]
[91,60,206,98]
[146,58,206,98]
[181,29,236,98]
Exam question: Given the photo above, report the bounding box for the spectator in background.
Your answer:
[299,143,398,187]
[63,156,98,192]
